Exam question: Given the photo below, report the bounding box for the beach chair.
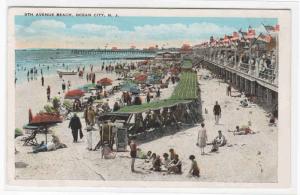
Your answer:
[21,130,38,146]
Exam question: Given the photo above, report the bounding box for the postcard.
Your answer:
[6,6,292,190]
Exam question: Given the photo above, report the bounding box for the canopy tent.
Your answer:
[115,99,191,114]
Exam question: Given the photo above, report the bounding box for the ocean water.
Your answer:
[15,49,154,84]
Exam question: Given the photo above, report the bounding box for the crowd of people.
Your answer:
[129,138,200,177]
[201,48,277,83]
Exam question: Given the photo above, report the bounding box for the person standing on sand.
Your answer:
[86,125,93,151]
[87,106,96,126]
[92,73,96,84]
[46,86,51,102]
[62,80,66,93]
[213,101,221,125]
[84,107,89,125]
[41,76,44,87]
[69,113,82,143]
[129,137,137,172]
[227,84,231,96]
[146,92,151,103]
[197,123,208,155]
[67,80,71,91]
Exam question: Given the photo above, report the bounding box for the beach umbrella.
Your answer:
[77,83,96,92]
[134,74,147,83]
[65,89,85,99]
[27,112,63,144]
[129,86,140,94]
[29,112,63,126]
[97,77,113,86]
[121,81,138,91]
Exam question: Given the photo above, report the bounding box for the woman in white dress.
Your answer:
[197,123,208,155]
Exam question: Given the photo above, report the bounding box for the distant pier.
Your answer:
[70,49,156,60]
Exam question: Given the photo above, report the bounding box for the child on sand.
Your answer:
[152,155,162,172]
[188,155,200,177]
[162,153,171,169]
[101,144,116,159]
[167,154,182,174]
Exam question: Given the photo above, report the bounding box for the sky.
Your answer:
[15,16,277,49]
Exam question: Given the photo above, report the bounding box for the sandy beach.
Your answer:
[14,67,277,183]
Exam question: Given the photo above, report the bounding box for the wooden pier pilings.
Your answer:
[200,59,278,106]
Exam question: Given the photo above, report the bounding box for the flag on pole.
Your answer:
[238,28,247,38]
[230,32,240,41]
[257,34,272,43]
[245,28,256,39]
[263,24,280,33]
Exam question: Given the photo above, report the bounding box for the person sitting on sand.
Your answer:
[162,153,171,169]
[167,154,182,174]
[136,148,148,159]
[152,155,162,172]
[213,130,227,147]
[32,141,56,153]
[210,139,219,153]
[102,102,111,113]
[232,125,255,135]
[51,135,67,149]
[144,151,153,162]
[188,155,200,177]
[113,101,120,112]
[240,97,250,107]
[101,144,116,159]
[150,153,157,168]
